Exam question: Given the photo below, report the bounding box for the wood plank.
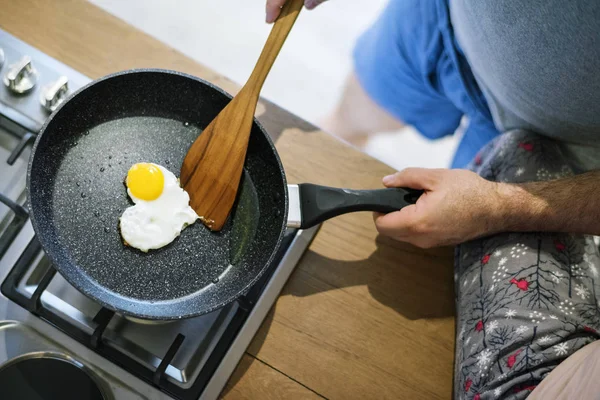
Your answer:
[262,128,456,398]
[221,354,323,400]
[247,245,455,400]
[0,2,457,399]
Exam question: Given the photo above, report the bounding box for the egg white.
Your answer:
[119,164,199,252]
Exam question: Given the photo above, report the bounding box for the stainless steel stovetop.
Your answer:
[0,29,318,400]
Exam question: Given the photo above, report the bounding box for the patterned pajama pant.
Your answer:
[454,130,600,399]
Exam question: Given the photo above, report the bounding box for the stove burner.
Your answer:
[0,28,321,400]
[1,232,301,399]
[0,355,107,400]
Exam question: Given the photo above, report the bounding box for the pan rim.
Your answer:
[27,68,289,320]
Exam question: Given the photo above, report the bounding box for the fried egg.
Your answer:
[119,163,199,252]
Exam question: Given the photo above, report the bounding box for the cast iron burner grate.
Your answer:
[2,230,298,400]
[0,128,35,258]
[0,191,27,259]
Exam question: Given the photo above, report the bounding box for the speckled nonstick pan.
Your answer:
[27,70,420,320]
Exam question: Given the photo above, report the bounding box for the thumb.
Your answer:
[382,168,442,190]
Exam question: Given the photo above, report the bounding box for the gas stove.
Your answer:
[0,29,318,400]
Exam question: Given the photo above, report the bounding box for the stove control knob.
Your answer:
[4,56,38,94]
[40,76,69,113]
[0,49,5,69]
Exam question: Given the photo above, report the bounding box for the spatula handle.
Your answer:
[247,0,304,91]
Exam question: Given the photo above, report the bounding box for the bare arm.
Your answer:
[375,168,600,248]
[498,170,600,235]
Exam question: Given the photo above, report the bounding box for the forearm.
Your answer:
[496,170,600,235]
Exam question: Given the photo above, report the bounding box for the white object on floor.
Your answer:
[89,0,458,170]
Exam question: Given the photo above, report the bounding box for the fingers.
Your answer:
[382,168,442,190]
[305,0,327,10]
[266,0,326,23]
[373,210,440,248]
[375,168,440,242]
[373,206,420,238]
[266,0,287,23]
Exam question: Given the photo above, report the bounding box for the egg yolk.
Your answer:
[126,163,164,201]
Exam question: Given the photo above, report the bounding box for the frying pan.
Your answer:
[28,70,420,320]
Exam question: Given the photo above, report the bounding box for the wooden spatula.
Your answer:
[181,0,304,231]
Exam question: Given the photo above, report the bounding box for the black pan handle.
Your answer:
[288,184,422,229]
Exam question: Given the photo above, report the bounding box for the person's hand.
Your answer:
[266,0,327,23]
[374,168,506,248]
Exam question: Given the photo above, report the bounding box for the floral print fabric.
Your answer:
[454,130,600,399]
